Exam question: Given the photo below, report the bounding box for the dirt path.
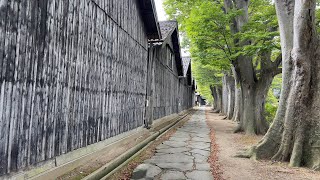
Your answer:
[206,108,320,180]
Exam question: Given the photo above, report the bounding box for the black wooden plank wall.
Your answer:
[153,57,178,119]
[152,48,193,120]
[179,78,193,111]
[0,0,148,175]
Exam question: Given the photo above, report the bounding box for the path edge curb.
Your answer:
[84,109,194,180]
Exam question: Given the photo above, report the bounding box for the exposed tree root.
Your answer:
[233,125,243,134]
[313,165,320,171]
[234,149,253,159]
[213,109,220,113]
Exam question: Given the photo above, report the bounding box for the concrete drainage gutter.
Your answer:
[84,110,193,180]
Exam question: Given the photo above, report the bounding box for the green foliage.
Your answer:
[192,61,223,103]
[316,7,320,34]
[265,74,282,123]
[163,0,199,31]
[265,90,278,124]
[238,0,280,56]
[186,1,233,68]
[164,0,231,98]
[164,0,280,100]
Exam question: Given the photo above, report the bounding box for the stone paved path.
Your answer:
[131,108,213,180]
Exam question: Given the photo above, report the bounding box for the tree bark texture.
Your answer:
[210,85,219,111]
[211,85,223,113]
[253,0,320,170]
[231,67,241,122]
[222,75,229,115]
[226,75,235,120]
[222,74,235,119]
[233,53,278,135]
[224,0,280,134]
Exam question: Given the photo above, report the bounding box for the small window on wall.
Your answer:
[167,46,174,69]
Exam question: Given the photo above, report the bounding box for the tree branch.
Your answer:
[274,68,282,76]
[273,53,282,67]
[212,20,233,56]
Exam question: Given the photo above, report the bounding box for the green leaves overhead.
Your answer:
[192,61,222,102]
[165,0,279,62]
[186,1,233,68]
[239,0,280,55]
[164,0,280,98]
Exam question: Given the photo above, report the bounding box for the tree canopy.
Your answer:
[164,0,280,98]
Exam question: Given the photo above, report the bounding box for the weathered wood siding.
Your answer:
[0,0,148,175]
[151,45,193,120]
[179,78,194,110]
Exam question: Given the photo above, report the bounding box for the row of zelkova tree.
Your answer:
[164,0,320,171]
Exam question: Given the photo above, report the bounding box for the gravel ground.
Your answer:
[206,108,320,180]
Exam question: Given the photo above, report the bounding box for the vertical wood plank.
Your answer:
[0,0,195,176]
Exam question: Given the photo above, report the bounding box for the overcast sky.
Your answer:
[154,0,190,56]
[155,0,168,21]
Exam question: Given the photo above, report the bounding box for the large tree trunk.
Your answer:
[233,55,256,134]
[252,0,320,169]
[234,81,272,135]
[225,0,279,135]
[210,85,219,111]
[210,86,216,109]
[234,55,276,134]
[254,75,273,134]
[232,67,241,122]
[254,51,279,134]
[250,0,294,158]
[226,75,235,120]
[226,0,269,134]
[222,75,229,115]
[216,86,223,113]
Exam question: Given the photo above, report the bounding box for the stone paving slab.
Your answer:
[156,147,190,154]
[131,164,162,179]
[186,171,213,180]
[156,163,194,171]
[192,136,211,143]
[131,108,214,180]
[145,153,194,164]
[163,141,189,148]
[190,149,210,157]
[196,163,211,171]
[161,171,186,180]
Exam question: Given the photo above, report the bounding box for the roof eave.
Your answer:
[138,0,161,40]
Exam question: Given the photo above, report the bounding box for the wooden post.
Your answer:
[144,44,155,128]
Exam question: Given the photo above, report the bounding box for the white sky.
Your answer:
[154,0,190,56]
[155,0,168,21]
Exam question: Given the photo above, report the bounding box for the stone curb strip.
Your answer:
[84,110,194,180]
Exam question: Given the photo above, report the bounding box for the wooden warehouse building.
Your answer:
[146,21,194,127]
[0,0,194,177]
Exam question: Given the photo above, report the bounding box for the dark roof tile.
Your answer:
[182,57,191,77]
[159,21,178,40]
